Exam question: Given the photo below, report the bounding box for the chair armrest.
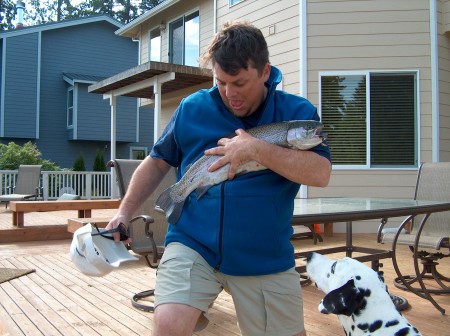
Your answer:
[377,218,389,243]
[129,215,162,268]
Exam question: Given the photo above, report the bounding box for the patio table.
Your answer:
[292,197,450,270]
[291,197,450,310]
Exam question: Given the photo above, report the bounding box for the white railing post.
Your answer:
[0,169,112,199]
[42,172,49,200]
[86,173,92,200]
[0,172,3,195]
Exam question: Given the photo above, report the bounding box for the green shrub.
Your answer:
[73,152,86,171]
[0,141,60,171]
[136,151,146,160]
[93,149,106,172]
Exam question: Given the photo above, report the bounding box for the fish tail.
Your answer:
[155,186,185,224]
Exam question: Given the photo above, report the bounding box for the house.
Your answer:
[0,15,153,169]
[89,0,450,233]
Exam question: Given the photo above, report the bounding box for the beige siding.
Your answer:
[138,1,213,65]
[444,0,450,32]
[217,0,301,95]
[136,0,215,130]
[438,0,450,161]
[312,169,419,233]
[307,0,434,189]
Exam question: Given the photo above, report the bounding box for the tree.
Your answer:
[115,0,138,24]
[0,0,16,30]
[73,152,86,171]
[93,149,106,171]
[0,141,60,170]
[1,0,167,28]
[139,0,162,12]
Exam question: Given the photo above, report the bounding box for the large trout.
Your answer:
[156,120,326,224]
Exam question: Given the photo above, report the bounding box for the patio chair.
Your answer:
[0,165,42,208]
[378,162,450,314]
[108,159,177,312]
[57,193,80,200]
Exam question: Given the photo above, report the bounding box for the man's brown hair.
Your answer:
[200,21,269,75]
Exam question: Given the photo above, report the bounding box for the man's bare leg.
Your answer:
[153,303,202,336]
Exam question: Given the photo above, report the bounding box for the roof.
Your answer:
[115,0,180,38]
[88,61,212,99]
[63,73,107,85]
[0,15,122,39]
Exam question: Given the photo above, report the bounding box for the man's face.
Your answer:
[214,63,270,118]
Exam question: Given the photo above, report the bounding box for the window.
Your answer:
[149,29,161,62]
[67,87,74,128]
[320,72,417,168]
[169,11,199,66]
[130,147,147,159]
[229,0,243,5]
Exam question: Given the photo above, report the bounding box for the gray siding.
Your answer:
[0,18,154,169]
[4,33,39,138]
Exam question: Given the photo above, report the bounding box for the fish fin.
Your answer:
[155,186,185,224]
[196,184,213,199]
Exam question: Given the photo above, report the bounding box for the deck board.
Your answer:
[0,208,448,335]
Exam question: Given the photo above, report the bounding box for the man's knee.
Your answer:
[153,303,202,336]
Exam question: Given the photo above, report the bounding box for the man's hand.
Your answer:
[105,213,132,244]
[205,129,261,180]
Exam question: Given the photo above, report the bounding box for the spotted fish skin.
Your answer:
[156,120,325,224]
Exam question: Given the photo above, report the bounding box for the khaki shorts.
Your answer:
[155,243,304,336]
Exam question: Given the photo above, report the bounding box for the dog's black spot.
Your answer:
[357,322,368,331]
[369,320,383,332]
[355,275,361,280]
[385,319,400,328]
[331,261,337,274]
[395,327,412,336]
[357,320,384,332]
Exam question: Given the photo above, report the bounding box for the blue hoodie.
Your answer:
[151,66,330,276]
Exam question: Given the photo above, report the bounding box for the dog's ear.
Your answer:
[319,279,367,316]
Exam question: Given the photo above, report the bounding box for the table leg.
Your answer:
[346,220,352,257]
[12,211,24,228]
[323,222,333,236]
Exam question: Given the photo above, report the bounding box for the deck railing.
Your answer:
[0,170,112,200]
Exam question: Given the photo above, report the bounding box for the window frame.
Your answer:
[130,146,148,160]
[149,27,161,62]
[67,87,74,129]
[319,70,420,170]
[229,0,243,6]
[168,10,199,66]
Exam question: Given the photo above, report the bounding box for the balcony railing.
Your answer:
[0,170,112,200]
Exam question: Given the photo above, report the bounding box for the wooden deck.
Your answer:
[0,209,448,335]
[0,205,117,243]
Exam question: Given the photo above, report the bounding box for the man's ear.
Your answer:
[319,279,367,316]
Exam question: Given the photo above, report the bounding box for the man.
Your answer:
[107,21,331,336]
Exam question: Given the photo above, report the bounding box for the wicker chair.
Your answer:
[108,159,177,312]
[378,162,450,314]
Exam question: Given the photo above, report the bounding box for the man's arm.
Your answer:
[106,156,171,234]
[205,128,331,187]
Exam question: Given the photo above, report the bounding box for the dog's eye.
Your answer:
[331,261,337,274]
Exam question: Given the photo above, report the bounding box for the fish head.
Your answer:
[286,120,326,150]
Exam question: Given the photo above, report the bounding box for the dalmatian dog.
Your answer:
[306,252,421,336]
